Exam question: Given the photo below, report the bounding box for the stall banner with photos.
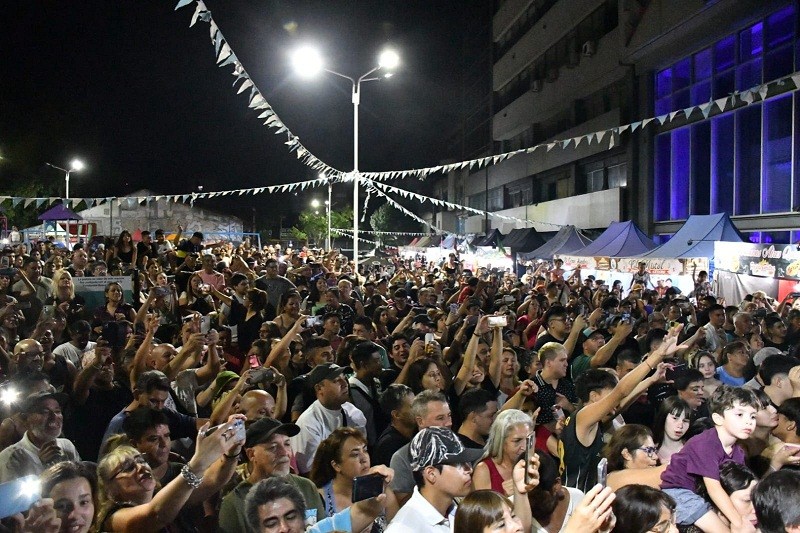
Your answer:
[714,241,800,280]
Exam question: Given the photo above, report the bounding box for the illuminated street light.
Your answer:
[46,158,86,199]
[292,45,400,272]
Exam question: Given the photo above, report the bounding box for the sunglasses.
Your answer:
[111,454,148,479]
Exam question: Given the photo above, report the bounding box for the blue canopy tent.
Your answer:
[572,220,656,257]
[518,225,592,260]
[440,235,457,249]
[635,213,744,259]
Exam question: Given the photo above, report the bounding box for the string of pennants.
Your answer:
[329,228,379,246]
[359,70,800,182]
[0,176,331,210]
[367,179,564,228]
[174,0,347,180]
[173,0,800,184]
[332,229,440,237]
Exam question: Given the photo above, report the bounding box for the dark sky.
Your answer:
[0,1,477,228]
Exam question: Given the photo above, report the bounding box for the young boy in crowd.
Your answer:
[660,385,760,532]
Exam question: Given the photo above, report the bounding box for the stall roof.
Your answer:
[416,236,431,248]
[408,237,420,247]
[637,213,744,259]
[573,221,656,257]
[38,204,82,221]
[473,228,504,247]
[518,226,592,260]
[428,235,443,247]
[441,235,457,249]
[502,228,545,252]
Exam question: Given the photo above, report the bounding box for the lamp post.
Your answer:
[46,159,85,199]
[292,46,399,275]
[310,183,332,250]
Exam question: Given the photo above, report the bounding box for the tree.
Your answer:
[370,202,422,245]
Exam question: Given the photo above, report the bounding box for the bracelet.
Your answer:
[180,464,203,489]
[644,360,653,371]
[224,451,240,460]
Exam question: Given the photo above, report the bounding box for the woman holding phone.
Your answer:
[473,409,533,495]
[309,427,398,533]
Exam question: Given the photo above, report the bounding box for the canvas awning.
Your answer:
[473,228,504,247]
[572,221,656,257]
[518,226,592,260]
[636,213,744,259]
[502,228,545,253]
[38,204,82,221]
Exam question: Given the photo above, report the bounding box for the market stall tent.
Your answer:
[502,228,546,253]
[636,213,744,259]
[572,220,656,257]
[518,225,592,260]
[473,228,504,248]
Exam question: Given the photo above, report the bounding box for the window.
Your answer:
[652,5,799,223]
[608,163,627,188]
[587,169,604,192]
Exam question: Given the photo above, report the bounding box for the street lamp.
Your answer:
[292,45,399,274]
[310,184,332,250]
[46,159,85,199]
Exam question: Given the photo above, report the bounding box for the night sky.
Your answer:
[0,1,477,230]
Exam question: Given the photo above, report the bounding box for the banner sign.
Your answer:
[73,276,135,311]
[559,256,708,276]
[714,242,800,280]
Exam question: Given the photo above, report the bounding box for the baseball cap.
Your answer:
[409,427,483,471]
[412,314,435,327]
[22,390,68,414]
[245,417,300,448]
[754,347,785,366]
[307,363,346,388]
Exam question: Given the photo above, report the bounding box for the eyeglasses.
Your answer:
[638,446,658,456]
[111,454,148,479]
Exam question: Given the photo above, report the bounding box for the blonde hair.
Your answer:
[52,269,75,300]
[95,444,147,524]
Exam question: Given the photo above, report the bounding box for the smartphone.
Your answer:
[155,286,170,298]
[249,354,262,369]
[248,367,276,385]
[596,457,608,488]
[449,303,459,314]
[231,419,246,442]
[524,433,535,484]
[488,315,507,328]
[620,312,631,323]
[200,315,212,335]
[0,475,41,519]
[503,295,516,304]
[305,316,322,328]
[352,473,384,502]
[665,363,688,381]
[425,333,435,345]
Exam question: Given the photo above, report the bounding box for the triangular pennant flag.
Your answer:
[10,198,22,207]
[608,133,616,149]
[49,197,58,205]
[214,32,223,55]
[216,42,232,64]
[198,11,211,23]
[714,97,727,112]
[36,198,46,208]
[619,124,630,134]
[190,1,206,26]
[596,130,607,144]
[642,118,655,128]
[24,198,35,208]
[547,143,555,152]
[700,102,713,119]
[630,121,641,132]
[209,21,218,41]
[219,52,238,67]
[740,90,754,104]
[574,135,583,148]
[758,84,768,100]
[683,107,694,120]
[249,93,266,108]
[792,74,800,89]
[175,0,194,9]
[668,111,680,122]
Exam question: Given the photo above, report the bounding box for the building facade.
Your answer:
[441,0,800,243]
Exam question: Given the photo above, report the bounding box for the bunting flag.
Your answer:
[0,176,332,209]
[350,68,800,183]
[329,228,379,246]
[173,0,347,180]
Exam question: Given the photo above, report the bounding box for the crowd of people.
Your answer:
[2,229,800,533]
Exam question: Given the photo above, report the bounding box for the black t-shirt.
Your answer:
[534,332,582,361]
[66,384,132,462]
[372,425,409,467]
[457,433,484,449]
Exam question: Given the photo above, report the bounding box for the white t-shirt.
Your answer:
[290,400,366,475]
[54,341,97,369]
